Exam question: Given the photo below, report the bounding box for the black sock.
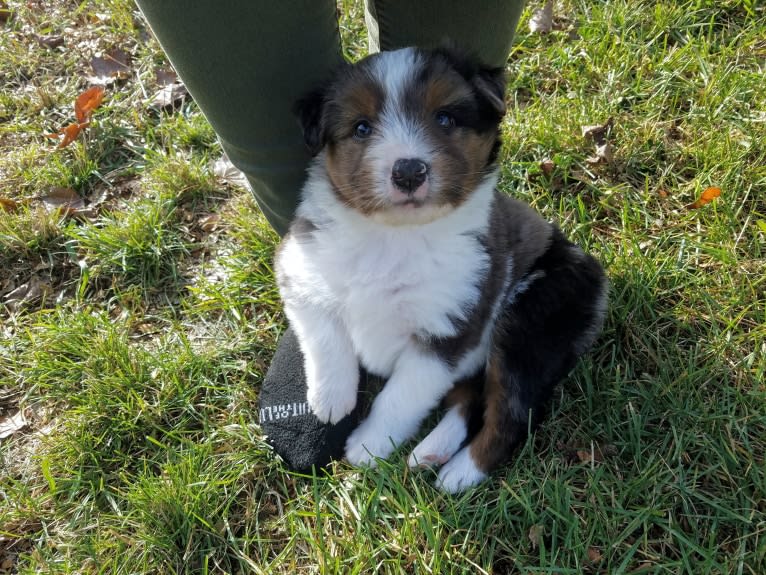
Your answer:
[258,328,383,472]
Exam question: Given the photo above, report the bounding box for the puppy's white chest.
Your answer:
[320,229,486,375]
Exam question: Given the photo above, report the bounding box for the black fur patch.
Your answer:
[294,88,329,156]
[462,227,607,472]
[418,192,554,366]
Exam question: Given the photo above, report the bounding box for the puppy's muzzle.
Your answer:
[391,158,428,193]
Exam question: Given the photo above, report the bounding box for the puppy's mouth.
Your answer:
[390,195,427,208]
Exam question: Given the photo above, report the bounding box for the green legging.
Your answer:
[135,1,525,235]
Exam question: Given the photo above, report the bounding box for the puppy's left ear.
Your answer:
[473,66,507,119]
[293,88,326,156]
[432,44,506,120]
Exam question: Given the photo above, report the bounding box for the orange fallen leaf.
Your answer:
[45,122,85,148]
[687,186,721,209]
[75,86,105,123]
[45,87,104,148]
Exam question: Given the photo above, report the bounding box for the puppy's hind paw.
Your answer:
[408,407,467,469]
[344,418,396,467]
[436,447,487,494]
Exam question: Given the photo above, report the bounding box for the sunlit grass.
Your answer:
[1,1,764,573]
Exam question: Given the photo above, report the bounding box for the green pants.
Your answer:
[135,1,525,235]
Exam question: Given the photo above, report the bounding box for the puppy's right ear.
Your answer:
[293,88,327,156]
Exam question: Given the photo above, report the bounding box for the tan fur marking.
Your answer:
[418,72,501,210]
[468,355,515,472]
[325,142,378,214]
[430,131,497,208]
[444,380,481,421]
[322,73,384,214]
[321,52,502,217]
[423,74,473,113]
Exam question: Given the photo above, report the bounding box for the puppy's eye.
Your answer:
[435,111,455,130]
[354,120,373,139]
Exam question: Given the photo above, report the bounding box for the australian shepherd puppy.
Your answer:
[275,47,608,493]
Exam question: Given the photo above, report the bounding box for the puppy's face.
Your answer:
[296,47,506,226]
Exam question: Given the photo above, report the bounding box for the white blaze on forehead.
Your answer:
[372,47,420,109]
[369,48,432,182]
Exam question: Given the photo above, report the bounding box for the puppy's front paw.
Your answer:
[306,371,358,425]
[345,418,396,466]
[436,447,487,494]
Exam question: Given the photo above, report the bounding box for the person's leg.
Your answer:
[364,0,526,68]
[135,1,344,235]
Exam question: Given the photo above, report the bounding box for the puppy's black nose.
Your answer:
[391,158,428,192]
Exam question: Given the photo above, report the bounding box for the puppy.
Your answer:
[275,47,607,493]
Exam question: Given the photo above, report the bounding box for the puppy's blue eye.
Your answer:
[436,111,455,129]
[354,120,373,138]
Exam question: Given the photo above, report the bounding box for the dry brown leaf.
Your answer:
[559,442,617,465]
[39,186,84,210]
[88,175,141,210]
[582,118,614,164]
[540,158,555,176]
[38,187,95,218]
[582,119,613,142]
[686,186,721,209]
[150,82,188,109]
[528,524,544,549]
[0,197,19,212]
[134,322,158,335]
[3,276,52,311]
[529,1,554,34]
[155,68,178,86]
[35,34,65,49]
[587,547,602,563]
[89,48,132,84]
[75,86,105,123]
[212,154,248,188]
[587,141,614,164]
[0,1,11,24]
[0,411,28,440]
[576,449,593,464]
[199,213,222,232]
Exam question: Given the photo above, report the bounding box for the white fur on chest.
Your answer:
[280,173,496,377]
[319,219,487,375]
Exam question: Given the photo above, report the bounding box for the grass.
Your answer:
[1,0,765,573]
